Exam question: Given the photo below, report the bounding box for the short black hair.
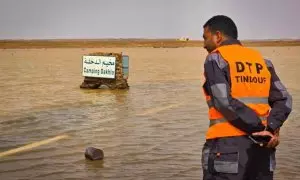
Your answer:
[203,15,238,39]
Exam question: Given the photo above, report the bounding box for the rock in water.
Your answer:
[85,147,104,160]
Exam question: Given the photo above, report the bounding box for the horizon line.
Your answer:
[0,38,300,41]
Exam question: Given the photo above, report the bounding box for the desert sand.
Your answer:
[0,39,300,49]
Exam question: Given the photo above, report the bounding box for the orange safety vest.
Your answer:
[204,44,271,139]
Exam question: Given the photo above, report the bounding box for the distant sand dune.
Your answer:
[0,39,300,48]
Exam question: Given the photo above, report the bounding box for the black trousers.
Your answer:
[201,136,276,180]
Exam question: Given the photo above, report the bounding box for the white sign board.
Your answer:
[82,56,116,78]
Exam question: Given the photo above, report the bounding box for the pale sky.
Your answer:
[0,0,299,40]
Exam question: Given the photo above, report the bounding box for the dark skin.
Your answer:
[203,26,224,53]
[202,26,280,148]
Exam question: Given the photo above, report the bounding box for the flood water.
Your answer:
[0,47,299,180]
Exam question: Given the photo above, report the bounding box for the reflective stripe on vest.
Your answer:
[209,116,266,127]
[206,97,268,108]
[203,44,271,139]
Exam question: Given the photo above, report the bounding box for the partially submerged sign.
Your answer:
[80,52,129,89]
[82,55,116,79]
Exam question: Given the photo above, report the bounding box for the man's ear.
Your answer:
[215,31,223,44]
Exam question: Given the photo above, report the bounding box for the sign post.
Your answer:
[80,52,129,89]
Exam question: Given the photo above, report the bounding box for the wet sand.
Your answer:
[0,43,299,179]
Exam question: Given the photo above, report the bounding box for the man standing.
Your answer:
[201,15,292,180]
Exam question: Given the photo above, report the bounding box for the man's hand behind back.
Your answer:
[252,129,280,148]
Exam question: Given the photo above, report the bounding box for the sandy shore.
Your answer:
[0,39,300,49]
